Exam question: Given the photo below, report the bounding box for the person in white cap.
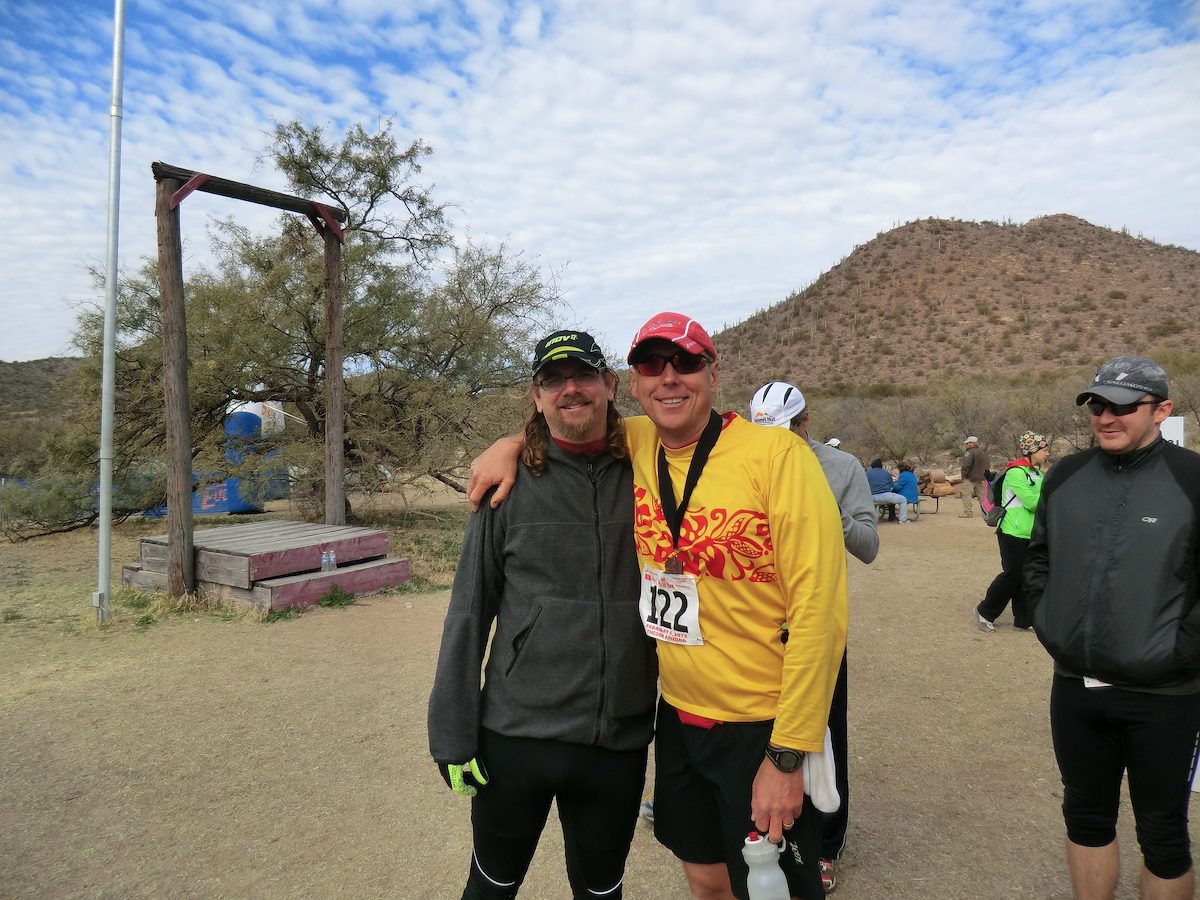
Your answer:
[749,381,878,894]
[826,437,842,448]
[959,436,989,518]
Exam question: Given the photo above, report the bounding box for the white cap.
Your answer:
[749,381,806,428]
[964,436,979,444]
[826,437,841,448]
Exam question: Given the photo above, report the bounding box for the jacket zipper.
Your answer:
[1084,462,1126,673]
[589,457,607,746]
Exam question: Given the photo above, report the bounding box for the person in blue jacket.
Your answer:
[894,462,919,508]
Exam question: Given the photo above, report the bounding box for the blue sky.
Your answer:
[1,0,1198,362]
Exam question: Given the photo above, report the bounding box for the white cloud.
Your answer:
[0,0,1197,362]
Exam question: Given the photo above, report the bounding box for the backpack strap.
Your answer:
[1000,465,1039,508]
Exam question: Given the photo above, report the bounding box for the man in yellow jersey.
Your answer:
[470,312,848,899]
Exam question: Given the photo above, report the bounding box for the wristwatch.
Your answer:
[764,743,806,773]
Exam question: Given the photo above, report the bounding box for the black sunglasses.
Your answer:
[1086,399,1157,417]
[630,352,710,377]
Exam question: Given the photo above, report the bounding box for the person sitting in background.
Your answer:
[866,459,910,525]
[894,462,919,511]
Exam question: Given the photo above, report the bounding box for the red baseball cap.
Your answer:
[627,312,717,364]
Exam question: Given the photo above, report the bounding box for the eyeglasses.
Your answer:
[534,370,603,392]
[1086,399,1157,417]
[630,352,710,377]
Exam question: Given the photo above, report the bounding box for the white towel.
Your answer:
[802,727,840,813]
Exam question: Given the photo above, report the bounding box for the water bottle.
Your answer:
[327,549,337,571]
[320,550,332,572]
[742,831,789,900]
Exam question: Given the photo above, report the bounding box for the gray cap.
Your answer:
[1075,355,1169,406]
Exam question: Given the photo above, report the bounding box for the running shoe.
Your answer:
[819,858,837,893]
[638,798,654,823]
[976,609,995,632]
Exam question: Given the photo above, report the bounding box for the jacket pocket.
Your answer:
[503,600,598,709]
[504,605,543,676]
[1173,617,1200,678]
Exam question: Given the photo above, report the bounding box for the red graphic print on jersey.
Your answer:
[633,483,776,583]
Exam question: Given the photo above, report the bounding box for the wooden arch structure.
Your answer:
[151,161,348,597]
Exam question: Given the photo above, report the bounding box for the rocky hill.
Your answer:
[0,356,83,421]
[712,214,1200,404]
[5,215,1199,421]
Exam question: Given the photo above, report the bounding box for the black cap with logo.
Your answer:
[531,330,607,376]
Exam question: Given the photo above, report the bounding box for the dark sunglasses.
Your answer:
[1086,398,1157,417]
[630,352,710,377]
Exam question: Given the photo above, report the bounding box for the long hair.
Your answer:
[521,370,629,476]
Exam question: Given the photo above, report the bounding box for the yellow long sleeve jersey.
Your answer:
[624,413,848,751]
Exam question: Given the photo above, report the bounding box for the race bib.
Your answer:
[639,565,703,646]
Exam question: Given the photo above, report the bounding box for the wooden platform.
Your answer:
[123,521,412,611]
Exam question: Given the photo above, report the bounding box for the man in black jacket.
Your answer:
[1026,355,1200,900]
[428,330,657,899]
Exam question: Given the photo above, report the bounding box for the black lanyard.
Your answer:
[657,410,723,552]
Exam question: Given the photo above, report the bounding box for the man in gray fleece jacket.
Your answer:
[428,330,657,900]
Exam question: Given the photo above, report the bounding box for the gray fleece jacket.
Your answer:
[427,441,657,764]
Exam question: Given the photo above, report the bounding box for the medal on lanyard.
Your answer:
[658,410,723,572]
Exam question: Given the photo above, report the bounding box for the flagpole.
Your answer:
[94,0,127,624]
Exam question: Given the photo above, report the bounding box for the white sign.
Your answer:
[1161,416,1185,447]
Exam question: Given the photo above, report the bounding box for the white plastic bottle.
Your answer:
[742,831,789,900]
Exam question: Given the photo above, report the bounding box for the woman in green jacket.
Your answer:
[975,431,1050,632]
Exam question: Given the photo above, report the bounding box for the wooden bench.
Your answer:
[873,497,926,521]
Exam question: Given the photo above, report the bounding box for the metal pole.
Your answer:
[94,0,127,624]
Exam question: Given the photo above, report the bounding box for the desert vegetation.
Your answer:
[4,132,1200,541]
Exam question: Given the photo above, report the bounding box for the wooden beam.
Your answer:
[324,227,346,525]
[150,160,349,529]
[154,177,195,597]
[151,161,346,223]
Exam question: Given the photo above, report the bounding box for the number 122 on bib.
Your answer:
[639,565,704,646]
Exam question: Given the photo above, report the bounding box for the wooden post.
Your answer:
[155,178,195,596]
[323,227,345,525]
[149,163,348,532]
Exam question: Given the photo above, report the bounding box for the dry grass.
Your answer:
[0,484,468,639]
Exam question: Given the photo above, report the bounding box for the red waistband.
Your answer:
[677,709,723,729]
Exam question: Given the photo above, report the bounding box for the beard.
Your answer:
[546,396,606,443]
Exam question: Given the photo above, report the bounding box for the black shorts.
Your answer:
[652,697,823,900]
[1050,674,1200,880]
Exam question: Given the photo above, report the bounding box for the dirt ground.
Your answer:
[0,503,1186,899]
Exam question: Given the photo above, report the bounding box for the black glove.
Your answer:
[437,757,489,797]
